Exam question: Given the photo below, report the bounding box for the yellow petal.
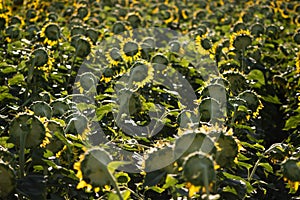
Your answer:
[188,184,200,197]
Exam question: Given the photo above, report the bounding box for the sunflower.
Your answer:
[5,25,20,42]
[9,16,25,27]
[195,34,211,56]
[129,60,154,88]
[31,48,54,74]
[25,8,39,23]
[100,67,120,83]
[40,23,61,46]
[229,29,252,51]
[0,163,15,198]
[294,15,300,26]
[77,6,90,21]
[105,47,122,66]
[73,36,93,58]
[125,12,142,28]
[120,38,141,64]
[73,147,113,192]
[0,13,8,30]
[281,158,300,193]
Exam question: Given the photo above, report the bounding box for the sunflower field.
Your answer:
[0,0,300,199]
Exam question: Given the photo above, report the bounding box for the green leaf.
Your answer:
[222,172,254,193]
[222,186,238,195]
[240,141,265,151]
[253,143,265,151]
[147,186,165,193]
[96,103,115,121]
[108,190,131,200]
[162,174,178,189]
[237,153,251,161]
[258,162,273,173]
[0,64,17,74]
[283,114,300,130]
[261,95,281,104]
[0,137,14,148]
[76,102,97,111]
[237,161,253,170]
[8,73,25,86]
[237,105,249,112]
[247,69,265,88]
[107,161,131,174]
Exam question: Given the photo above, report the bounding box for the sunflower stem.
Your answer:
[19,132,27,178]
[22,57,36,108]
[247,143,282,182]
[67,49,78,89]
[203,164,210,200]
[241,49,245,72]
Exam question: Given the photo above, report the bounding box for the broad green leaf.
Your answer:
[261,95,281,104]
[76,102,97,111]
[258,162,273,173]
[147,186,165,193]
[108,190,131,200]
[96,103,115,121]
[283,114,300,130]
[247,69,265,88]
[0,64,17,74]
[107,161,131,174]
[253,143,265,151]
[222,186,238,195]
[222,172,254,193]
[237,161,253,170]
[162,174,178,189]
[237,153,251,161]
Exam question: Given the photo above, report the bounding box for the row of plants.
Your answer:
[0,0,299,199]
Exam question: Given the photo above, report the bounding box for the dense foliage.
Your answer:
[0,0,299,199]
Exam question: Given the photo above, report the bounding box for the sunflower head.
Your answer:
[74,36,92,58]
[26,8,39,23]
[26,24,39,40]
[32,48,48,67]
[105,47,122,66]
[129,60,154,88]
[71,26,85,36]
[294,30,300,44]
[233,22,246,32]
[182,152,215,186]
[169,40,181,53]
[77,6,90,21]
[31,48,54,73]
[266,25,279,39]
[0,163,16,198]
[294,15,300,26]
[151,53,169,65]
[10,16,24,27]
[101,67,116,83]
[86,28,99,44]
[74,148,113,191]
[5,25,21,42]
[281,158,300,183]
[125,12,142,28]
[47,12,58,22]
[250,23,265,36]
[40,23,60,46]
[0,13,8,30]
[120,38,141,63]
[112,21,128,35]
[230,29,252,51]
